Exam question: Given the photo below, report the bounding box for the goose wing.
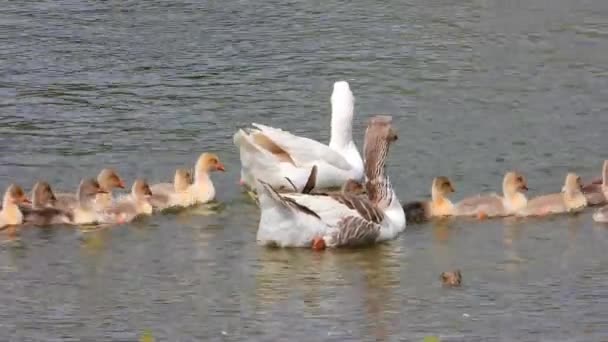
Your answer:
[251,123,353,170]
[325,216,381,247]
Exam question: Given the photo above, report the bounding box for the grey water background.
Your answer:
[2,0,608,340]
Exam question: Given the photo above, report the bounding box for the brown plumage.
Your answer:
[441,270,462,287]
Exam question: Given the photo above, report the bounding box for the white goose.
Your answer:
[234,81,364,192]
[255,115,405,249]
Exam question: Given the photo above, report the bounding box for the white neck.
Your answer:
[431,187,450,204]
[503,191,527,212]
[195,169,210,184]
[329,83,355,151]
[379,189,406,239]
[1,197,22,225]
[3,193,13,210]
[193,171,215,201]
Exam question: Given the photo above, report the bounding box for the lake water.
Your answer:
[2,0,608,340]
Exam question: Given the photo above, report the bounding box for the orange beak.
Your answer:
[118,179,126,189]
[97,189,109,194]
[21,197,32,204]
[216,163,225,172]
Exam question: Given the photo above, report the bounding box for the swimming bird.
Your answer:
[68,179,108,225]
[55,168,125,211]
[582,160,608,206]
[149,168,193,210]
[0,184,30,229]
[440,270,462,287]
[255,115,404,249]
[21,181,72,226]
[101,179,154,224]
[187,153,224,205]
[234,81,364,192]
[402,176,456,223]
[454,171,528,218]
[517,173,586,217]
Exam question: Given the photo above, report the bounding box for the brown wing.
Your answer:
[301,165,317,194]
[328,216,381,247]
[585,191,607,206]
[259,180,320,219]
[22,207,73,225]
[328,193,384,223]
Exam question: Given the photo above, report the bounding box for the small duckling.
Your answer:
[150,169,193,210]
[0,184,30,229]
[582,160,608,206]
[188,153,225,205]
[517,173,587,217]
[95,168,126,209]
[101,179,153,224]
[69,179,108,225]
[55,168,125,211]
[440,270,462,287]
[454,171,528,218]
[22,181,72,226]
[402,176,456,223]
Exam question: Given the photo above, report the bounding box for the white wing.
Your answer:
[234,129,312,191]
[251,123,353,171]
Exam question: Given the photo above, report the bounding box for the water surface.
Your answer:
[2,0,608,340]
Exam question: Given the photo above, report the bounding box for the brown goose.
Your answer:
[255,115,405,249]
[582,160,608,206]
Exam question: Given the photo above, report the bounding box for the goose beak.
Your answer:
[118,179,126,189]
[216,163,225,172]
[21,197,32,204]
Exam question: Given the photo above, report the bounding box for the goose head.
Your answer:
[503,171,528,196]
[431,176,455,200]
[77,179,107,207]
[131,179,153,201]
[3,184,30,207]
[440,270,462,287]
[31,181,56,208]
[195,153,225,174]
[97,168,125,192]
[174,168,193,192]
[562,172,583,193]
[363,115,398,181]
